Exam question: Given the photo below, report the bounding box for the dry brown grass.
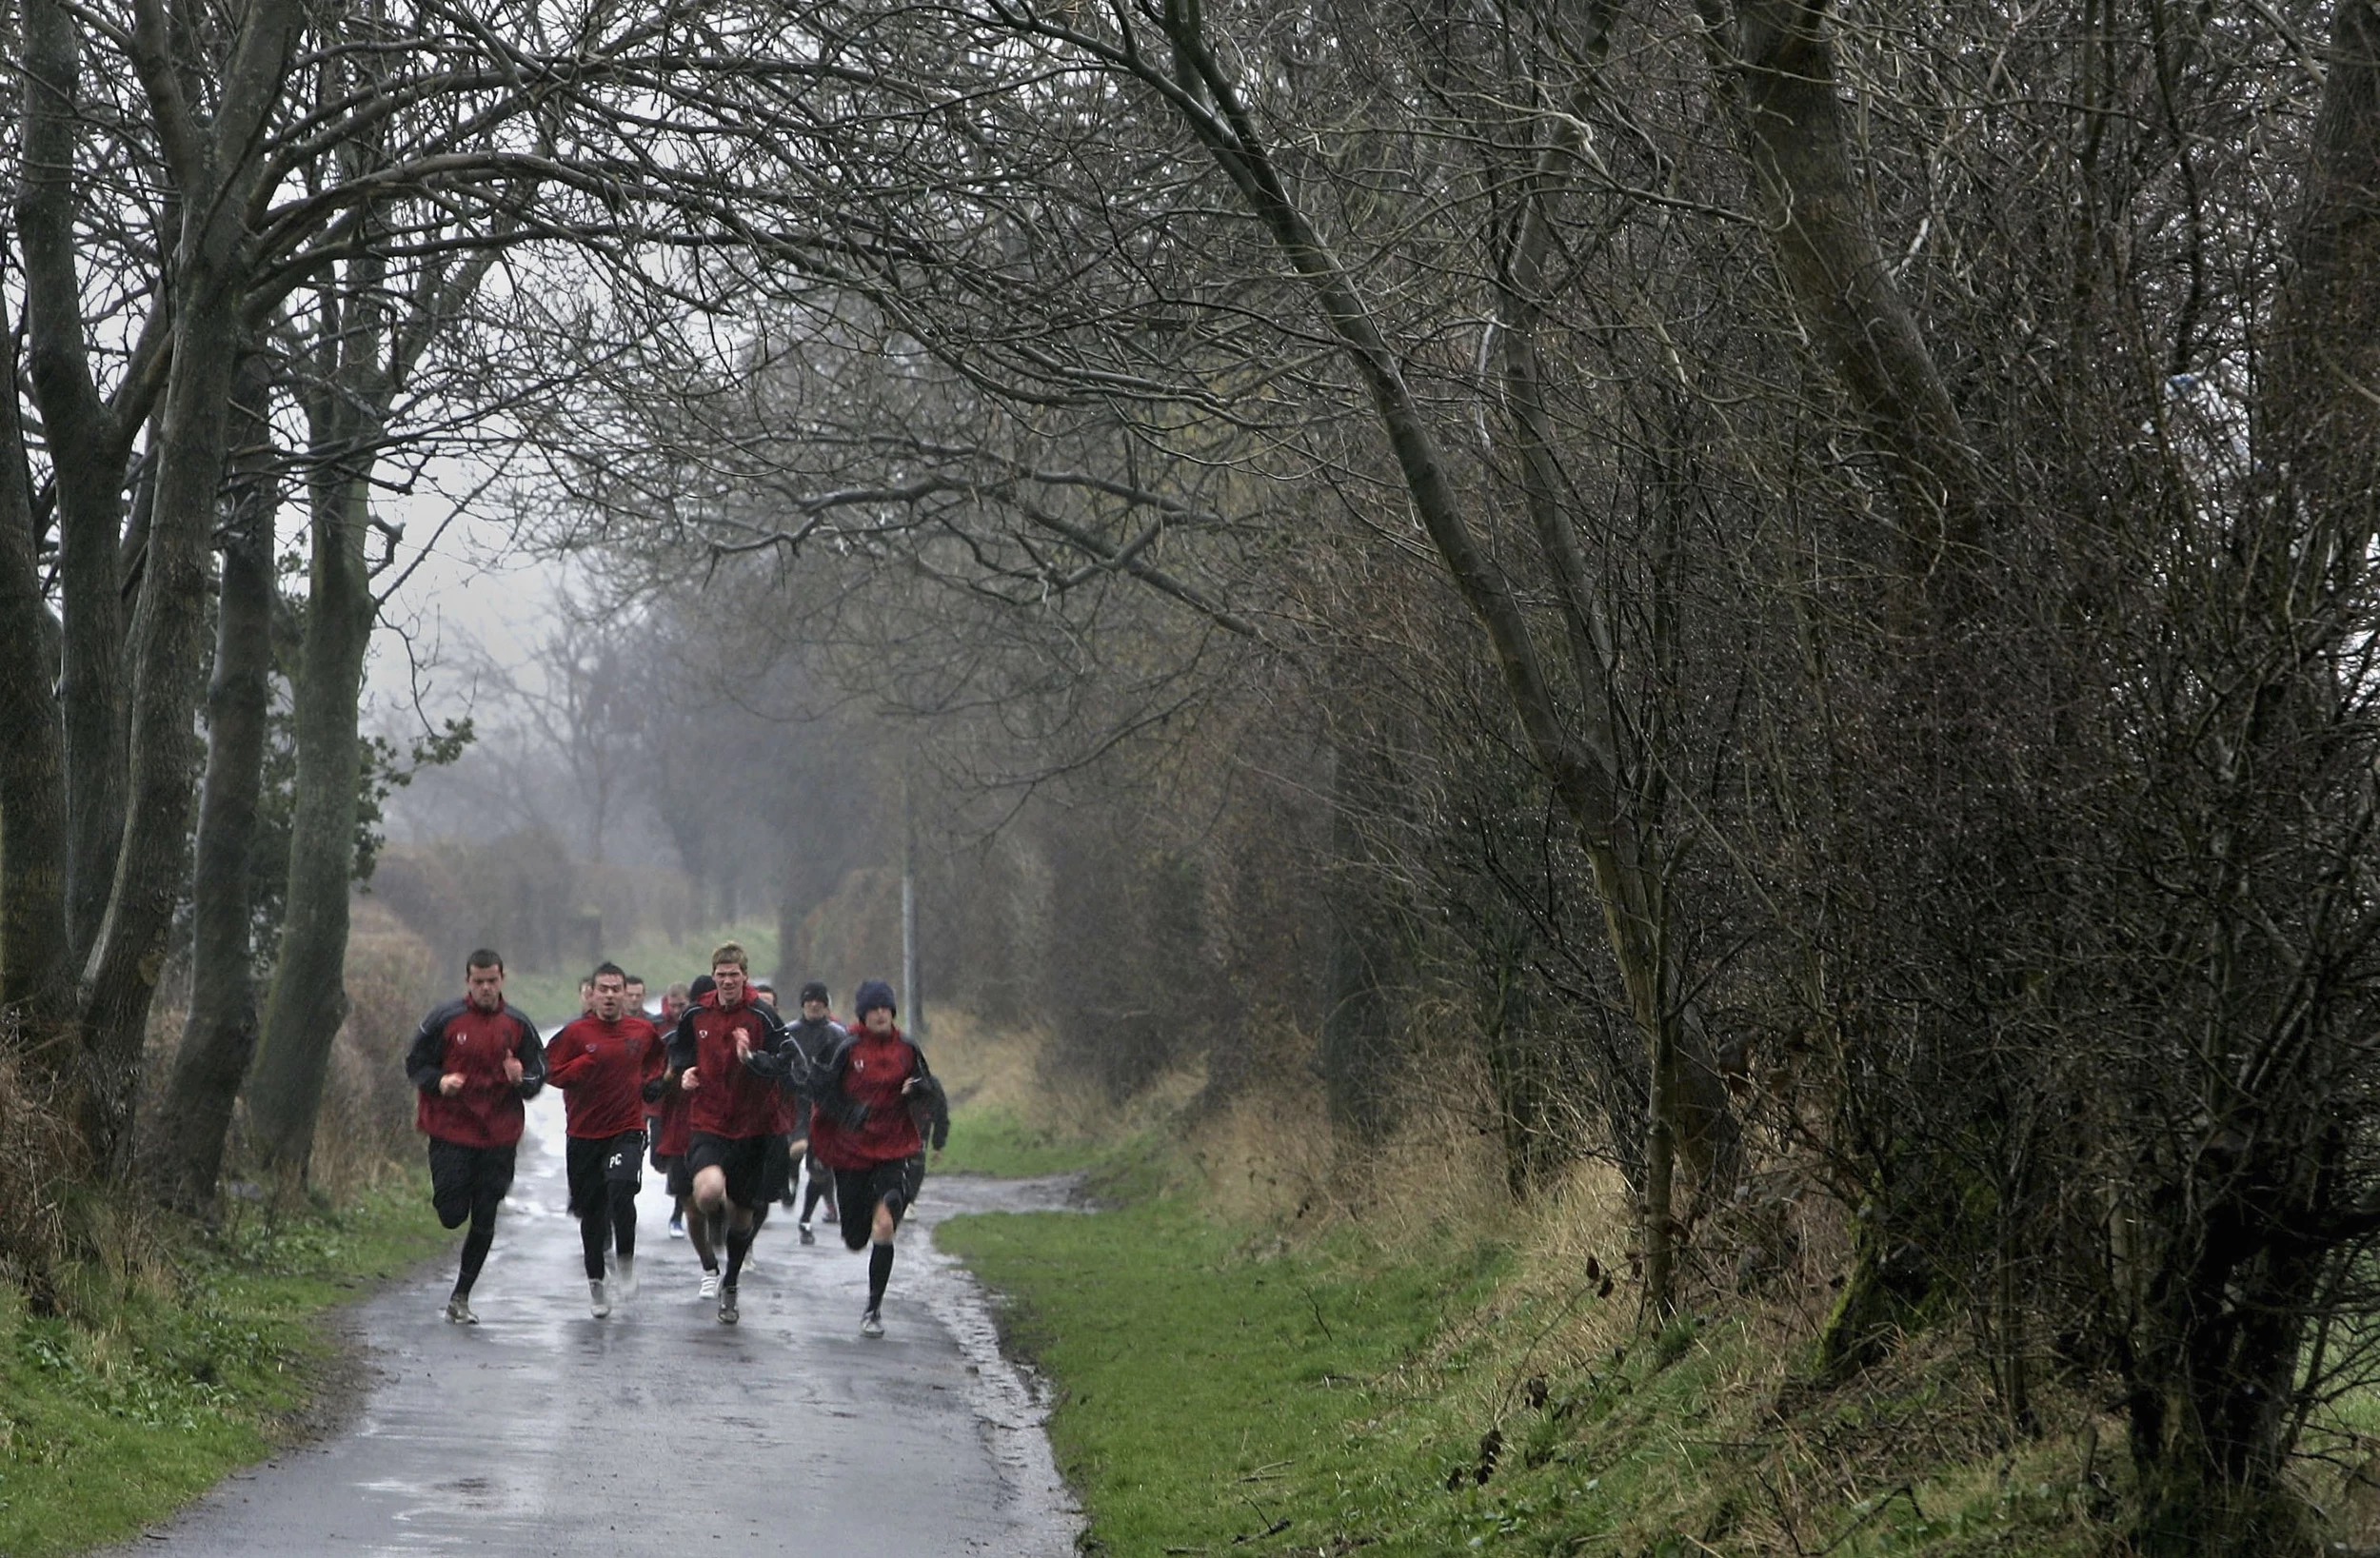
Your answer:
[0,1020,77,1310]
[304,900,442,1194]
[926,1002,1207,1144]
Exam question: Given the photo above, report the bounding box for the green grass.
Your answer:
[936,1159,2116,1557]
[501,920,781,1028]
[0,1177,448,1557]
[937,1187,1514,1555]
[936,1107,1117,1178]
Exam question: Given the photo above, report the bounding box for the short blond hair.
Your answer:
[709,941,749,972]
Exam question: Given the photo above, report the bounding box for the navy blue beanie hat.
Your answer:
[799,980,830,1008]
[689,974,717,999]
[854,979,898,1019]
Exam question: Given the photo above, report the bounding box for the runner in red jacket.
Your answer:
[664,942,792,1324]
[808,978,947,1338]
[544,962,667,1317]
[403,950,545,1324]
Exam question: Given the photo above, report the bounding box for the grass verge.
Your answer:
[937,1152,2123,1557]
[0,1175,447,1557]
[937,1106,1115,1178]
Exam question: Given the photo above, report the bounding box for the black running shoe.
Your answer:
[717,1283,740,1326]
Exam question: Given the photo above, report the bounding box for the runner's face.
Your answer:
[591,975,625,1021]
[466,963,504,1011]
[803,998,828,1022]
[864,1007,893,1035]
[626,981,645,1013]
[713,964,746,1006]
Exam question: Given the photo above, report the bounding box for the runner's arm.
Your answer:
[403,1005,457,1093]
[665,1009,700,1074]
[812,1035,869,1130]
[904,1051,950,1151]
[636,1027,670,1100]
[543,1022,594,1087]
[510,1018,546,1097]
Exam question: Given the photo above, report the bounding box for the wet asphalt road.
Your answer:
[108,1095,1081,1556]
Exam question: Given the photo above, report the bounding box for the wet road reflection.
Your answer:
[110,1092,1081,1556]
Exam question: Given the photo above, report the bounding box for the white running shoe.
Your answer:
[445,1296,478,1325]
[589,1279,611,1318]
[860,1309,884,1338]
[799,1223,815,1246]
[698,1271,720,1300]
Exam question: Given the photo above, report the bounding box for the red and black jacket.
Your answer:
[544,1013,666,1139]
[809,1025,949,1169]
[404,998,545,1149]
[665,990,790,1141]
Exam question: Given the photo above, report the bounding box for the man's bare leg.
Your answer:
[693,1164,755,1320]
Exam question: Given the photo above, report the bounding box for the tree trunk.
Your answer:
[1697,0,1986,594]
[20,0,131,971]
[2121,6,2380,1550]
[150,358,278,1212]
[73,288,249,1167]
[247,459,377,1177]
[73,0,307,1170]
[1136,3,1694,1308]
[0,312,71,1019]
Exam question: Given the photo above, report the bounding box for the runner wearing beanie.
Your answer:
[807,978,946,1337]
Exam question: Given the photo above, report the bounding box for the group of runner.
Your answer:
[403,941,948,1336]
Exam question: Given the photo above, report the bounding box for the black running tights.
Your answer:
[579,1181,637,1280]
[454,1188,503,1298]
[800,1162,837,1223]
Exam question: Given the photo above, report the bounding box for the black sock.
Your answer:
[456,1195,501,1297]
[724,1225,753,1286]
[579,1213,607,1281]
[801,1174,827,1224]
[705,1208,726,1251]
[867,1241,894,1311]
[608,1183,638,1262]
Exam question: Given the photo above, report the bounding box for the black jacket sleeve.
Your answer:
[739,1002,813,1087]
[510,1011,546,1098]
[403,1001,466,1094]
[905,1046,950,1151]
[811,1032,869,1130]
[666,1008,701,1074]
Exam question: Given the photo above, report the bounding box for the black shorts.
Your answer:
[762,1133,795,1203]
[426,1139,515,1229]
[686,1131,771,1211]
[566,1131,646,1215]
[832,1155,926,1251]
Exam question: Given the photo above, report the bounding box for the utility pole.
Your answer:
[902,765,921,1037]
